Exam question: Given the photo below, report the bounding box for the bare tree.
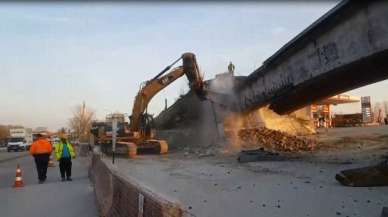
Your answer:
[384,101,388,117]
[373,102,386,123]
[68,102,95,142]
[0,125,10,139]
[56,127,67,138]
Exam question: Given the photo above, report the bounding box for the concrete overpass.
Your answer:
[231,0,388,114]
[155,0,388,145]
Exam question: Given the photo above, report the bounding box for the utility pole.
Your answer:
[112,118,118,164]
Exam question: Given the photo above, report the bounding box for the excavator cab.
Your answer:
[138,113,154,139]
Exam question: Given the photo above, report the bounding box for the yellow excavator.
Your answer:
[91,52,205,156]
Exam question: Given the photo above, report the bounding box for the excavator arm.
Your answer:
[129,52,204,132]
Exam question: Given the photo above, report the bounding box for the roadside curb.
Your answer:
[89,154,184,217]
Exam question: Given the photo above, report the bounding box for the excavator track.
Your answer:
[137,139,168,155]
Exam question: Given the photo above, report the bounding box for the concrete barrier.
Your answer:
[89,154,184,217]
[78,142,91,157]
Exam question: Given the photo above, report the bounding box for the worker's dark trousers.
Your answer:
[59,157,72,178]
[33,153,50,181]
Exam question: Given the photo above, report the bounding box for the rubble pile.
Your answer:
[236,127,316,152]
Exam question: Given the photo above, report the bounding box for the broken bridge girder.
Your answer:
[232,1,388,114]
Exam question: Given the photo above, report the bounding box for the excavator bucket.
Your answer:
[182,53,206,99]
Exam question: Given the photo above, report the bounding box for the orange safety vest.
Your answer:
[29,139,52,155]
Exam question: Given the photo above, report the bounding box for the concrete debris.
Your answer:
[198,153,215,158]
[237,148,288,163]
[335,160,388,187]
[382,207,388,217]
[236,127,316,152]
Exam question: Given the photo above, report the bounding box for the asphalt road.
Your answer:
[0,154,98,217]
[0,149,29,163]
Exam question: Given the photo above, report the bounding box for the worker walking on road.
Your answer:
[29,133,53,184]
[55,137,75,181]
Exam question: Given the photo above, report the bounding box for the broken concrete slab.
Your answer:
[237,148,288,163]
[336,160,388,187]
[382,207,388,217]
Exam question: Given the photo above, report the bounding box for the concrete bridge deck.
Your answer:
[218,1,388,114]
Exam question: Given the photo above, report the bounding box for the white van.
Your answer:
[7,137,28,152]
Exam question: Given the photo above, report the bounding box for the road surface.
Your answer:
[0,154,98,217]
[0,149,29,163]
[110,126,388,217]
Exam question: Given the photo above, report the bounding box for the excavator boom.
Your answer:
[129,52,204,132]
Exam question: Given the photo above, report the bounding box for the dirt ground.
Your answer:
[307,125,388,164]
[109,125,388,217]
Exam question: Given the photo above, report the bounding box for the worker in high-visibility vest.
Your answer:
[55,137,75,181]
[30,133,52,184]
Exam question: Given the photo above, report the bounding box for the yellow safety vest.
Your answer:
[54,143,76,160]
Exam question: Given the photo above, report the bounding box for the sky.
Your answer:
[0,1,387,130]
